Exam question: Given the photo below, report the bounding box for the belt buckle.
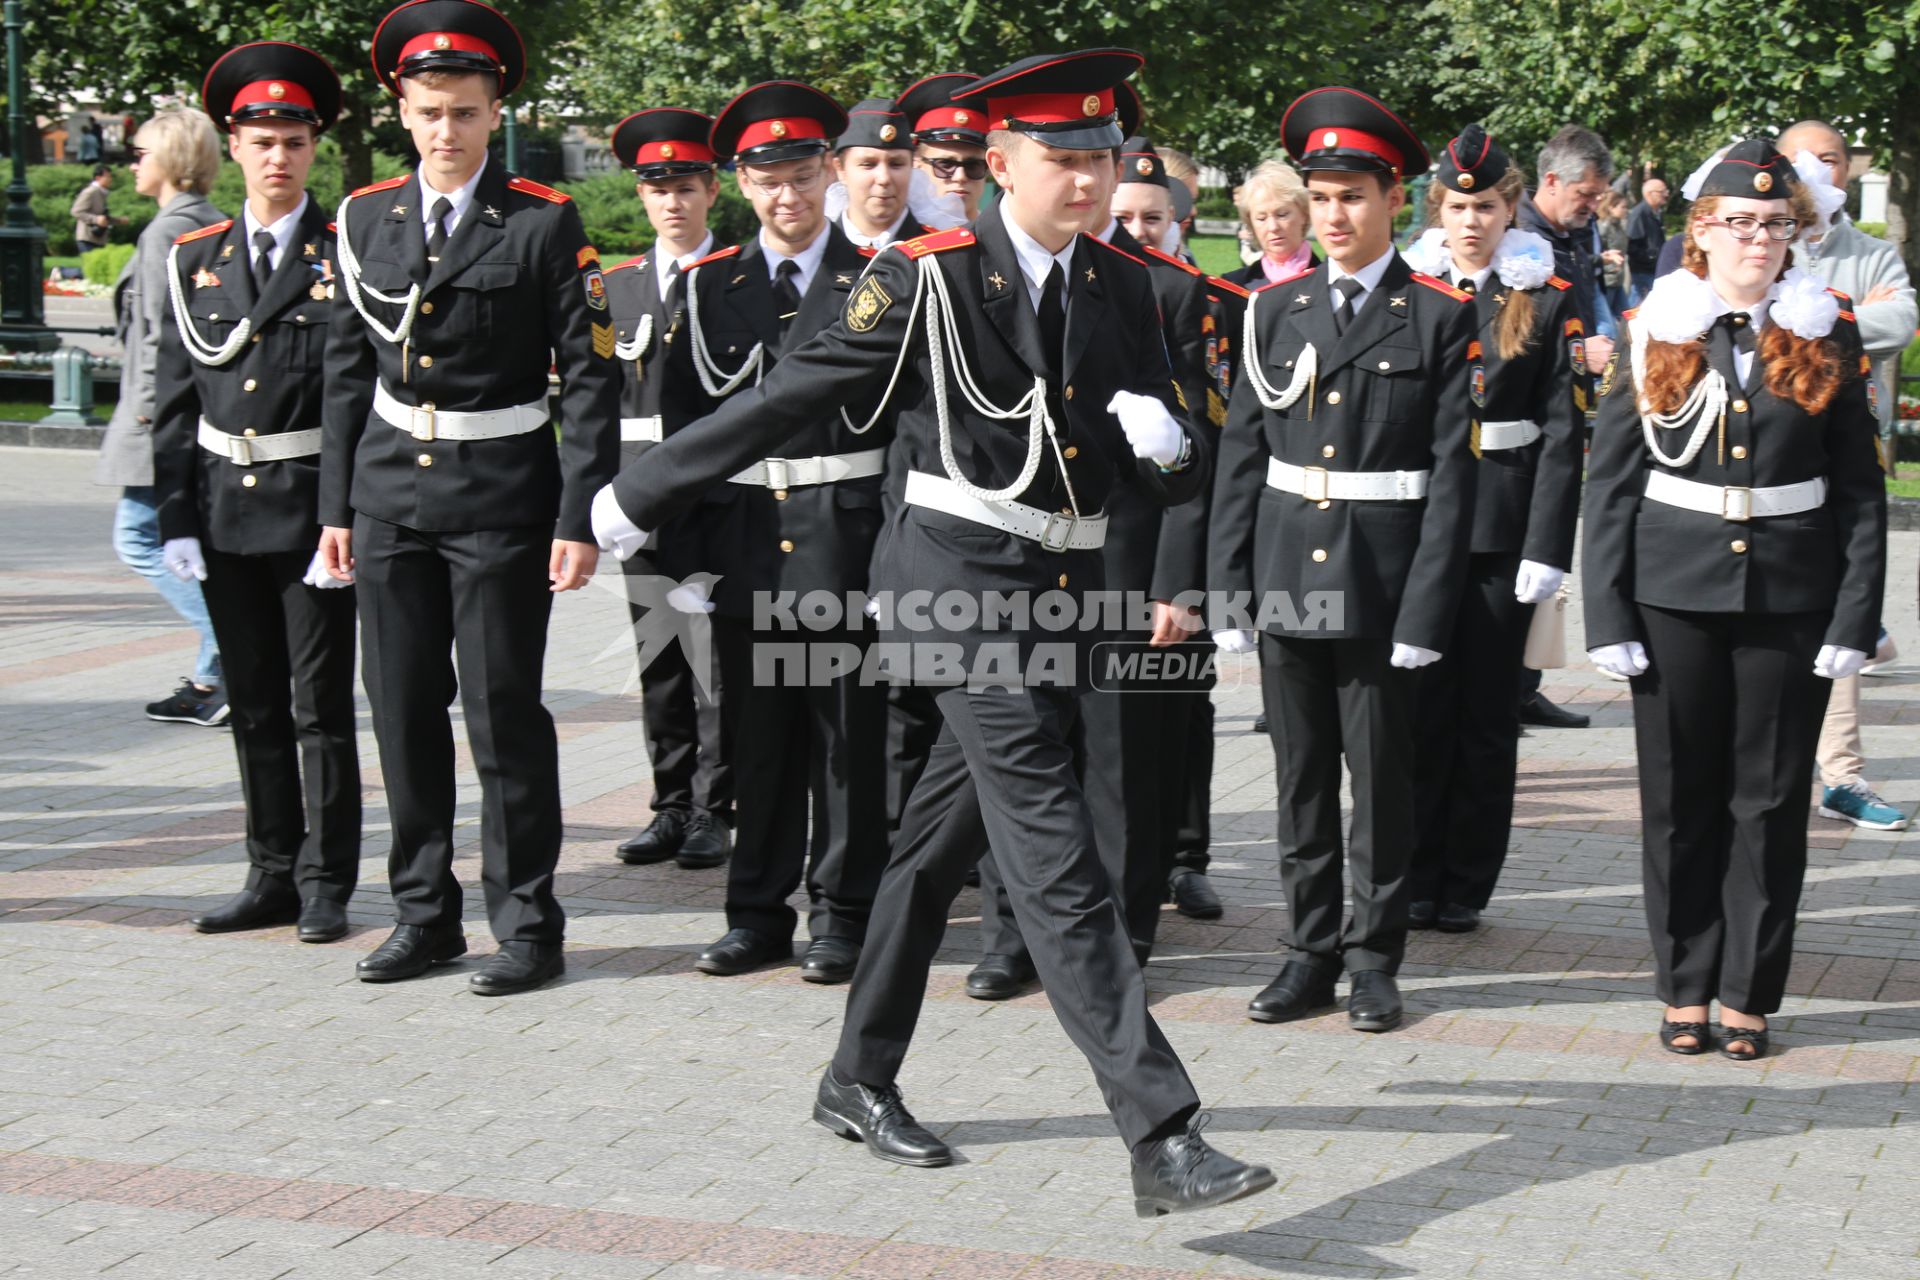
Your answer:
[1721,485,1752,522]
[764,457,791,491]
[1039,511,1078,552]
[1301,465,1329,503]
[229,436,253,466]
[409,404,436,442]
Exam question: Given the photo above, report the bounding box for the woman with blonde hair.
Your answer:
[1583,139,1886,1060]
[1224,158,1312,287]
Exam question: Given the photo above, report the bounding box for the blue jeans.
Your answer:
[113,486,221,686]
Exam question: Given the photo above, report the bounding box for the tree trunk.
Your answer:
[336,99,374,192]
[1884,107,1920,282]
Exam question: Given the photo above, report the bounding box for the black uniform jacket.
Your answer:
[152,198,334,555]
[1209,254,1478,650]
[1582,299,1885,653]
[319,163,620,542]
[608,208,1206,670]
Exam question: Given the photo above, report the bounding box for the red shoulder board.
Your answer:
[1208,275,1252,299]
[1141,244,1203,277]
[605,255,646,274]
[326,221,337,234]
[507,176,570,203]
[1411,271,1471,303]
[895,227,976,259]
[1090,236,1146,267]
[1837,309,1858,323]
[349,175,407,199]
[687,244,741,271]
[1825,285,1853,305]
[174,219,232,246]
[1545,275,1572,291]
[858,245,879,259]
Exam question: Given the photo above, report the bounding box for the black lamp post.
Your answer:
[0,0,54,351]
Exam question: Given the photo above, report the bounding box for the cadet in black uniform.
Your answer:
[152,42,360,944]
[832,99,924,250]
[897,72,987,220]
[1210,87,1477,1033]
[318,0,620,996]
[596,49,1272,1215]
[1583,140,1885,1061]
[1403,125,1583,935]
[655,82,889,986]
[603,108,734,872]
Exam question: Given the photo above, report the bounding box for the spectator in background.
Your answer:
[76,117,102,163]
[1597,189,1631,324]
[70,163,119,254]
[92,110,229,726]
[1627,177,1668,305]
[1222,158,1312,288]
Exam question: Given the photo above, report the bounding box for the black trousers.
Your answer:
[1411,552,1531,910]
[884,682,942,843]
[1261,633,1415,974]
[833,684,1200,1149]
[352,515,564,944]
[1632,605,1831,1015]
[711,616,887,941]
[620,551,732,821]
[1169,678,1214,875]
[200,546,360,902]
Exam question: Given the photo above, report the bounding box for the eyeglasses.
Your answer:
[741,165,824,196]
[1704,215,1801,242]
[922,156,988,181]
[128,147,147,165]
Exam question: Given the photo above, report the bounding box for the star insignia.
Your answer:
[302,242,317,258]
[1084,267,1096,283]
[483,204,501,219]
[391,203,408,216]
[1389,296,1407,308]
[989,272,1007,291]
[835,273,852,285]
[220,244,234,259]
[1493,291,1508,306]
[1295,293,1312,305]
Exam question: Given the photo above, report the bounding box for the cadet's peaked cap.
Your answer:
[1697,137,1800,200]
[202,42,341,133]
[1115,79,1144,138]
[711,81,847,165]
[612,109,717,178]
[952,49,1145,152]
[372,0,526,97]
[1435,123,1511,194]
[895,73,983,146]
[1281,86,1428,178]
[837,98,912,152]
[1120,135,1167,186]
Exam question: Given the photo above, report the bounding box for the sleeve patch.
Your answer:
[1171,379,1189,412]
[1598,351,1620,399]
[1206,386,1227,427]
[1467,339,1486,408]
[591,322,615,358]
[577,245,600,270]
[583,266,607,310]
[846,274,893,333]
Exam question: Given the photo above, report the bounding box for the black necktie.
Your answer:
[772,259,801,340]
[1038,261,1067,372]
[1724,310,1756,355]
[1332,276,1364,334]
[251,230,276,294]
[426,196,453,263]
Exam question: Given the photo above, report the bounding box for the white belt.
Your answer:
[1479,419,1541,451]
[904,470,1108,552]
[729,446,886,490]
[620,416,664,443]
[1643,471,1827,522]
[373,381,550,443]
[1265,456,1429,502]
[196,418,322,465]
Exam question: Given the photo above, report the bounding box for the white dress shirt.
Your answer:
[1000,199,1076,314]
[1708,291,1771,385]
[1449,261,1494,294]
[656,231,714,303]
[760,223,831,296]
[242,194,309,273]
[1326,245,1398,321]
[840,209,910,251]
[417,153,488,244]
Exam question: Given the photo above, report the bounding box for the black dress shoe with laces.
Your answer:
[192,888,299,934]
[1518,691,1589,729]
[675,811,730,869]
[617,811,687,864]
[1168,870,1223,919]
[696,927,792,976]
[1347,969,1404,1032]
[1247,962,1337,1023]
[297,898,349,943]
[356,924,467,982]
[800,936,861,984]
[813,1069,952,1167]
[1435,903,1480,933]
[965,952,1038,1001]
[1407,900,1437,930]
[1131,1117,1276,1217]
[470,941,565,996]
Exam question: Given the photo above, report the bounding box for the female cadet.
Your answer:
[1583,140,1886,1060]
[1401,125,1583,934]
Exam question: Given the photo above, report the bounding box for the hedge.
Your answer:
[80,242,134,285]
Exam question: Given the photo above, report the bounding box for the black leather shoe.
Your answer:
[800,936,861,984]
[1518,691,1589,729]
[813,1069,952,1167]
[1247,962,1337,1023]
[1347,970,1404,1032]
[696,927,792,976]
[675,811,730,870]
[192,888,299,934]
[1435,903,1480,933]
[469,941,565,996]
[297,898,349,943]
[1168,870,1223,919]
[1131,1118,1276,1217]
[1407,900,1437,930]
[616,811,687,864]
[965,953,1037,1001]
[1253,712,1269,734]
[356,924,467,982]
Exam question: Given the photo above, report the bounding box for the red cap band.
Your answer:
[735,115,827,154]
[637,139,716,166]
[397,30,501,67]
[1305,126,1404,172]
[912,105,981,134]
[230,79,317,115]
[988,88,1114,128]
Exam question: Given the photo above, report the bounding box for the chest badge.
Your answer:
[193,268,220,289]
[990,272,1008,291]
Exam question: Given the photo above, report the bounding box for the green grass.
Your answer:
[0,400,52,422]
[1188,234,1244,278]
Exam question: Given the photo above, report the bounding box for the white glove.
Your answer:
[590,484,651,562]
[162,536,208,582]
[1589,641,1650,679]
[1213,629,1257,654]
[302,550,351,590]
[1390,643,1441,669]
[1814,644,1868,680]
[1106,390,1184,467]
[665,580,716,614]
[1514,560,1565,605]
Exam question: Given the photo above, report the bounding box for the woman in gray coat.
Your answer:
[94,109,229,724]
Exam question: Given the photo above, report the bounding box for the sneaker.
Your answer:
[1819,781,1910,831]
[1860,629,1899,676]
[145,678,230,727]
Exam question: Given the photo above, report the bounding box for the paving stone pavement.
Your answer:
[2,444,1918,1280]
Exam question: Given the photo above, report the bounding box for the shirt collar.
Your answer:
[1708,287,1772,333]
[841,209,909,250]
[242,193,309,259]
[417,153,487,225]
[659,231,714,274]
[1455,261,1494,292]
[760,223,830,280]
[1000,199,1076,295]
[1327,245,1396,295]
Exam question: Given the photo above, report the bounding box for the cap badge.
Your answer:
[433,34,452,49]
[769,119,789,139]
[880,124,898,142]
[1135,157,1153,175]
[267,82,286,100]
[954,111,970,125]
[660,143,676,159]
[1323,130,1339,148]
[1457,172,1474,190]
[1082,95,1100,117]
[1754,170,1774,193]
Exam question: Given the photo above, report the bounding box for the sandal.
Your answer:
[1716,1022,1770,1061]
[1659,1018,1711,1055]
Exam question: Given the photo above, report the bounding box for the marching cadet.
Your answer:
[152,42,360,944]
[317,0,620,996]
[1400,125,1583,935]
[603,108,735,872]
[596,48,1273,1214]
[1210,87,1477,1033]
[658,81,889,986]
[1584,140,1885,1061]
[897,72,988,219]
[831,98,924,249]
